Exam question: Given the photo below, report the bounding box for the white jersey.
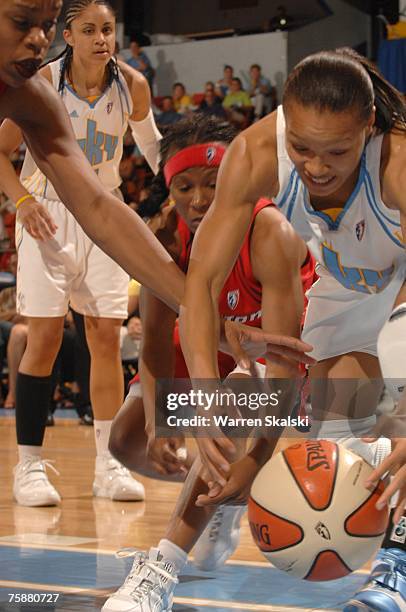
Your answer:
[21,57,133,199]
[274,106,406,360]
[274,105,405,296]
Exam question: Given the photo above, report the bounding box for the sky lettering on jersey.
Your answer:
[77,119,119,166]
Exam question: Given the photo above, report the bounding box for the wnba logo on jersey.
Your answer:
[227,289,240,310]
[355,220,365,241]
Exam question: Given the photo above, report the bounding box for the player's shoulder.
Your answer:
[6,74,59,123]
[232,112,278,195]
[253,203,296,243]
[117,59,148,91]
[381,128,406,210]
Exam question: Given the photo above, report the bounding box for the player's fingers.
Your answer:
[40,210,58,234]
[37,218,54,240]
[376,468,406,509]
[215,434,236,456]
[365,454,397,487]
[195,489,232,507]
[151,460,169,476]
[265,344,316,365]
[226,328,251,370]
[201,448,229,486]
[393,493,406,524]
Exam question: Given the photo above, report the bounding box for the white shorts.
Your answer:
[302,259,406,361]
[16,194,129,318]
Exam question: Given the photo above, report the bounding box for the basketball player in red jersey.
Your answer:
[0,0,312,364]
[104,115,316,612]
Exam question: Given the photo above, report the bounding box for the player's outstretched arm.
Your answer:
[6,75,184,312]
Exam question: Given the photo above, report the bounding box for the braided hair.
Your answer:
[54,0,119,95]
[138,114,237,218]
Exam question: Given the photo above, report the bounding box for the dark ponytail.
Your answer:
[283,47,406,134]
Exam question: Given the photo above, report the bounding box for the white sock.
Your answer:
[158,538,187,573]
[94,420,113,457]
[18,445,42,462]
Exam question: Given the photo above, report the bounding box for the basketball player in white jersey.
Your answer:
[0,0,313,509]
[180,49,406,611]
[0,0,163,506]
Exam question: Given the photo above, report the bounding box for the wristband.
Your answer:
[16,194,34,209]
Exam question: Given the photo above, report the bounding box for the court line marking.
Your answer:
[0,581,334,611]
[0,580,111,597]
[0,542,370,575]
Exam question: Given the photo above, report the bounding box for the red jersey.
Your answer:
[130,199,316,386]
[220,198,315,326]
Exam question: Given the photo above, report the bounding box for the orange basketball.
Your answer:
[248,440,388,580]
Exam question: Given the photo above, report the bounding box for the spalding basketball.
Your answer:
[248,440,388,581]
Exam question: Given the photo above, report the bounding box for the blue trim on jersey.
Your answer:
[365,176,404,249]
[364,169,401,227]
[286,173,300,222]
[64,82,111,109]
[302,149,367,231]
[276,168,296,209]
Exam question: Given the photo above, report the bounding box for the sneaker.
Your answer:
[13,457,61,507]
[102,547,178,611]
[93,455,145,501]
[344,548,406,612]
[193,505,246,571]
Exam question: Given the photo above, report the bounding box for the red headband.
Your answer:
[164,143,226,187]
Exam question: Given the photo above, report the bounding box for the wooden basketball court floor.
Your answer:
[0,410,370,612]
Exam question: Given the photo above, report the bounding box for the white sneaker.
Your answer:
[102,547,178,611]
[193,505,246,571]
[13,457,61,507]
[93,455,145,501]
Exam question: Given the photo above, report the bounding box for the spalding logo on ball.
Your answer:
[248,440,388,581]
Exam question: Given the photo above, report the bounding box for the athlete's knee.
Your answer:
[109,398,146,470]
[86,317,122,357]
[25,319,64,361]
[10,323,28,344]
[377,303,406,400]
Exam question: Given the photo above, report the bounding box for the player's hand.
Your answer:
[365,438,406,524]
[195,454,259,507]
[18,198,58,241]
[146,432,188,477]
[194,434,236,487]
[220,320,316,372]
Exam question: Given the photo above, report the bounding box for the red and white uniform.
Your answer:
[129,199,316,392]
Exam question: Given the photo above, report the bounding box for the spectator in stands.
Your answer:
[223,78,252,109]
[157,97,183,127]
[248,63,273,120]
[172,83,193,114]
[215,65,234,99]
[223,77,254,128]
[199,83,226,119]
[127,40,154,90]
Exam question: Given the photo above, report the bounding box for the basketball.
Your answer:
[248,440,389,581]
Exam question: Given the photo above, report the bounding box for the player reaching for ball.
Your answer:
[180,48,406,611]
[0,0,313,491]
[103,114,316,612]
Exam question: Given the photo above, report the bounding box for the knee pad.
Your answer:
[377,303,406,401]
